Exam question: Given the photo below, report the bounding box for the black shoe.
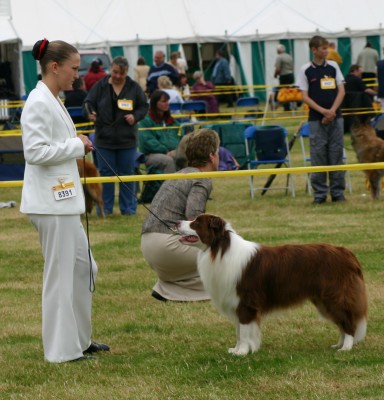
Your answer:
[84,341,110,354]
[313,198,326,205]
[151,290,167,302]
[71,355,97,362]
[331,196,346,202]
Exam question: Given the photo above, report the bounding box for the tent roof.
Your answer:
[0,17,20,43]
[7,0,384,49]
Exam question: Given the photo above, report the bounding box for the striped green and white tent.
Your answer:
[5,0,384,98]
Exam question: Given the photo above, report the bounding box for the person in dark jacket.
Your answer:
[83,56,148,215]
[146,51,179,96]
[64,77,87,107]
[377,49,384,105]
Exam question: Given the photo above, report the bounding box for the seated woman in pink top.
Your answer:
[191,70,219,114]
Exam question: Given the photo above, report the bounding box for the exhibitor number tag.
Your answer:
[52,181,77,201]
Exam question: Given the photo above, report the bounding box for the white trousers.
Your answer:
[29,214,97,362]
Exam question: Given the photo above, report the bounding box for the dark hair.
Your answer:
[149,90,171,120]
[90,60,101,73]
[309,35,329,50]
[178,73,187,84]
[137,56,146,66]
[349,64,361,73]
[72,77,84,90]
[186,129,220,167]
[112,56,129,70]
[32,39,78,75]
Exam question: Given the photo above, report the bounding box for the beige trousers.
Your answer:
[141,232,210,301]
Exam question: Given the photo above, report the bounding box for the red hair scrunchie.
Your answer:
[37,38,49,61]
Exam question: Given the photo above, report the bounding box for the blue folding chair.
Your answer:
[234,96,260,120]
[181,101,207,121]
[66,106,83,119]
[299,123,352,194]
[244,125,295,199]
[169,102,183,113]
[371,113,384,140]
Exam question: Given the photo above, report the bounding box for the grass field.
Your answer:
[1,118,384,399]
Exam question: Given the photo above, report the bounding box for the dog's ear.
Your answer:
[209,216,226,232]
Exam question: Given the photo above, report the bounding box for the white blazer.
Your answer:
[20,81,86,215]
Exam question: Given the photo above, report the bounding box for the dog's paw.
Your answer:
[336,334,354,351]
[228,345,249,356]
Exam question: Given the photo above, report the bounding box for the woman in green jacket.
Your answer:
[139,90,180,173]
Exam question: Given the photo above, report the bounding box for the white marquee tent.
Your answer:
[1,0,384,97]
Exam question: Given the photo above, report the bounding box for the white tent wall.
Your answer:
[233,43,254,96]
[123,46,139,80]
[7,0,384,97]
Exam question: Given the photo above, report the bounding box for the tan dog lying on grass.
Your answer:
[76,159,104,217]
[351,121,384,199]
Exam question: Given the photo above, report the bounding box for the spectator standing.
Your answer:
[141,128,220,302]
[157,75,184,104]
[274,44,295,111]
[138,90,180,174]
[134,56,150,93]
[83,58,107,91]
[356,42,379,80]
[168,52,180,72]
[377,48,384,106]
[147,51,179,96]
[297,35,346,204]
[64,77,87,107]
[326,42,343,65]
[191,70,219,113]
[168,51,187,74]
[211,49,233,107]
[83,56,148,216]
[20,38,109,362]
[176,51,188,74]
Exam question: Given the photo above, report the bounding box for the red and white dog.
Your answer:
[176,214,368,356]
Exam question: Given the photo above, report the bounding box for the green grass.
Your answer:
[1,122,384,399]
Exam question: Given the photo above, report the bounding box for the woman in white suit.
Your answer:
[20,39,109,362]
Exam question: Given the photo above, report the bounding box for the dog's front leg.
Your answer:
[228,322,241,354]
[228,322,261,356]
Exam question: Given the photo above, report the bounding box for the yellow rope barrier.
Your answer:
[1,162,384,188]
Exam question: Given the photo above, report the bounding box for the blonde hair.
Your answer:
[193,70,203,80]
[157,75,173,89]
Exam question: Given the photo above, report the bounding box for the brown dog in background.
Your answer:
[76,159,105,217]
[351,121,384,199]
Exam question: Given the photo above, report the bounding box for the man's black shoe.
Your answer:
[84,342,110,354]
[313,198,326,205]
[151,290,167,302]
[332,196,346,202]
